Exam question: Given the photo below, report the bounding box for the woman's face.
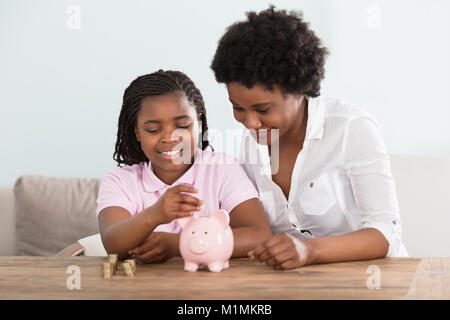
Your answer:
[226,82,306,145]
[134,91,200,179]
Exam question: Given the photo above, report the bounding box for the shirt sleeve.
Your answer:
[96,169,136,217]
[218,157,260,214]
[342,116,404,257]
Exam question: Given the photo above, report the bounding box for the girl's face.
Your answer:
[134,92,200,182]
[226,82,306,145]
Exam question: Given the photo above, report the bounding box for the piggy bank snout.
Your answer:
[189,236,209,254]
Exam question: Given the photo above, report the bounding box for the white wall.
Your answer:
[1,0,449,187]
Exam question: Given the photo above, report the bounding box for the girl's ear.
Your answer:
[197,115,202,132]
[134,127,140,141]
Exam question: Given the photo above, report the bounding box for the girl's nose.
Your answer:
[161,130,183,144]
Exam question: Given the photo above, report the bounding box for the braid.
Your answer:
[113,70,213,167]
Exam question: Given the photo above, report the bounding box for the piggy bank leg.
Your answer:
[184,261,199,272]
[207,262,224,272]
[223,261,229,270]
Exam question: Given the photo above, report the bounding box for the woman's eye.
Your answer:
[233,105,244,112]
[257,109,269,114]
[177,124,191,129]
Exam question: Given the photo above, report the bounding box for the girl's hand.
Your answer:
[151,184,203,225]
[247,233,315,270]
[128,232,179,263]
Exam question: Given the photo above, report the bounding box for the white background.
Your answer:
[1,0,449,187]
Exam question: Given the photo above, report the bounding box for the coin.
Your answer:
[125,259,136,273]
[121,262,135,278]
[102,262,113,278]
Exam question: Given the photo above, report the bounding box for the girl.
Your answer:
[96,70,272,262]
[210,6,409,270]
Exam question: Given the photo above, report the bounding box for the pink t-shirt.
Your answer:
[96,148,259,233]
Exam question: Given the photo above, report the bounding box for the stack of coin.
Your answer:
[107,254,118,273]
[125,259,136,273]
[102,262,114,278]
[121,262,135,278]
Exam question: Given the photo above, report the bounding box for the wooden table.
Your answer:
[0,256,449,300]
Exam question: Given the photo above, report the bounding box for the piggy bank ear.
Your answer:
[211,209,230,229]
[178,216,194,229]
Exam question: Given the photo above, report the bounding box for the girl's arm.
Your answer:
[98,184,202,260]
[98,205,160,260]
[228,197,273,257]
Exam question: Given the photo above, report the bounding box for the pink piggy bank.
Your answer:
[178,209,234,272]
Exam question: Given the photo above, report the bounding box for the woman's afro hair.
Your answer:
[211,5,329,97]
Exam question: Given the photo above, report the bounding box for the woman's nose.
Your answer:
[243,114,262,130]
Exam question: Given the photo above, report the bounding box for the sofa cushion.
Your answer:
[14,175,101,256]
[0,187,16,255]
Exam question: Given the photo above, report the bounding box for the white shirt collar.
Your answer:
[304,95,326,141]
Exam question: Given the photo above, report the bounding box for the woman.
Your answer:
[210,6,409,270]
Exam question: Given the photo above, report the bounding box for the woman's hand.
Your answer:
[248,233,315,270]
[150,184,203,225]
[128,232,180,263]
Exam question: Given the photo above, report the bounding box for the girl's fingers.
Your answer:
[179,194,203,207]
[145,254,165,263]
[135,247,162,262]
[178,203,201,212]
[128,235,159,256]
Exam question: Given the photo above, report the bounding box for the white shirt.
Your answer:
[239,95,409,257]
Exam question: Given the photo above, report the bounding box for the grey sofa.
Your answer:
[0,175,101,256]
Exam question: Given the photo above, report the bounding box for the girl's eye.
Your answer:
[146,129,160,134]
[257,109,269,114]
[177,124,191,129]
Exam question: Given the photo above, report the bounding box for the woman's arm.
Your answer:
[249,228,388,269]
[305,228,389,264]
[250,116,399,269]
